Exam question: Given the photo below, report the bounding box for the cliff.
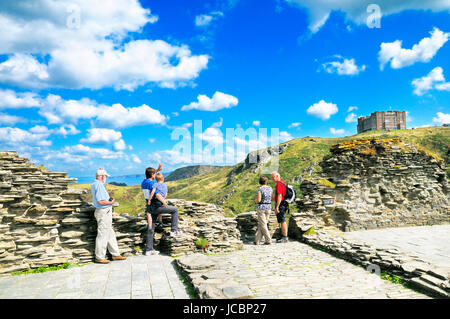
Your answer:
[290,138,450,236]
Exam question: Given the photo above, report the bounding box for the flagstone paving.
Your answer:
[0,255,190,299]
[343,224,450,268]
[0,235,441,299]
[202,241,431,299]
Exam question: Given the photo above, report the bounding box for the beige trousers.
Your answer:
[255,209,272,244]
[94,206,120,260]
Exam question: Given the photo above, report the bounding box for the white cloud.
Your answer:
[321,56,365,75]
[0,1,209,90]
[279,131,294,141]
[411,67,449,96]
[131,154,142,164]
[345,113,358,123]
[80,128,122,144]
[0,89,41,109]
[199,127,224,145]
[252,120,261,127]
[379,28,449,70]
[0,112,27,125]
[181,91,238,111]
[96,103,167,129]
[53,125,81,137]
[288,122,301,128]
[63,144,123,160]
[149,138,156,143]
[330,127,346,135]
[307,100,338,120]
[195,11,224,27]
[113,139,127,151]
[347,106,358,112]
[432,112,450,125]
[285,1,450,33]
[0,126,52,146]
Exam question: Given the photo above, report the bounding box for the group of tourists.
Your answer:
[90,165,292,263]
[90,164,181,263]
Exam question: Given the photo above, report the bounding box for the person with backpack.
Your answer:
[271,171,296,243]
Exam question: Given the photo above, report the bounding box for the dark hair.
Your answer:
[145,167,156,179]
[259,176,268,185]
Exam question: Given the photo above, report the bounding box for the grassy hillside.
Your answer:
[165,164,222,182]
[70,127,450,216]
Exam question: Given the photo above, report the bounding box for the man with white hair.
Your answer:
[91,168,127,264]
[271,171,289,243]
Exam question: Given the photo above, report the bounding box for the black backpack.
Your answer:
[281,181,297,204]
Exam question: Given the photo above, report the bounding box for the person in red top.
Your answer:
[272,171,289,243]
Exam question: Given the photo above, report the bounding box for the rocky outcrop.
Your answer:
[0,151,243,276]
[293,138,450,233]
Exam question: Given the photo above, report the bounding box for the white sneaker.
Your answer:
[145,250,160,256]
[170,230,183,237]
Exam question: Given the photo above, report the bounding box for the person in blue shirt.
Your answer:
[141,165,163,255]
[91,168,126,263]
[144,171,183,256]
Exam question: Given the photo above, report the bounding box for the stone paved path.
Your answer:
[204,241,431,299]
[0,255,190,299]
[344,225,450,268]
[0,240,437,299]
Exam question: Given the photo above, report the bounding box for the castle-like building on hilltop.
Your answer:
[357,111,406,134]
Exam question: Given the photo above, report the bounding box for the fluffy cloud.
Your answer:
[252,121,261,127]
[379,28,449,70]
[0,126,52,147]
[307,100,338,120]
[0,1,209,90]
[411,67,450,96]
[321,56,366,75]
[347,106,358,112]
[195,11,224,27]
[0,112,27,125]
[181,92,238,111]
[53,125,81,137]
[0,89,41,109]
[432,112,450,125]
[80,128,122,145]
[330,127,346,135]
[345,113,358,123]
[285,0,450,33]
[96,103,167,129]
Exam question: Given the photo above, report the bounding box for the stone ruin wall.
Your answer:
[0,151,243,276]
[290,138,450,236]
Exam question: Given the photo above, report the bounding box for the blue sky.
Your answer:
[0,0,449,177]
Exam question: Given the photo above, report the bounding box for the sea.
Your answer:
[72,174,145,186]
[72,171,173,186]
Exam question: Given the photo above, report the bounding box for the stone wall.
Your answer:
[0,151,243,276]
[293,138,450,232]
[235,212,281,242]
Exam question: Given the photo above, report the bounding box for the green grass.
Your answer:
[11,262,86,276]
